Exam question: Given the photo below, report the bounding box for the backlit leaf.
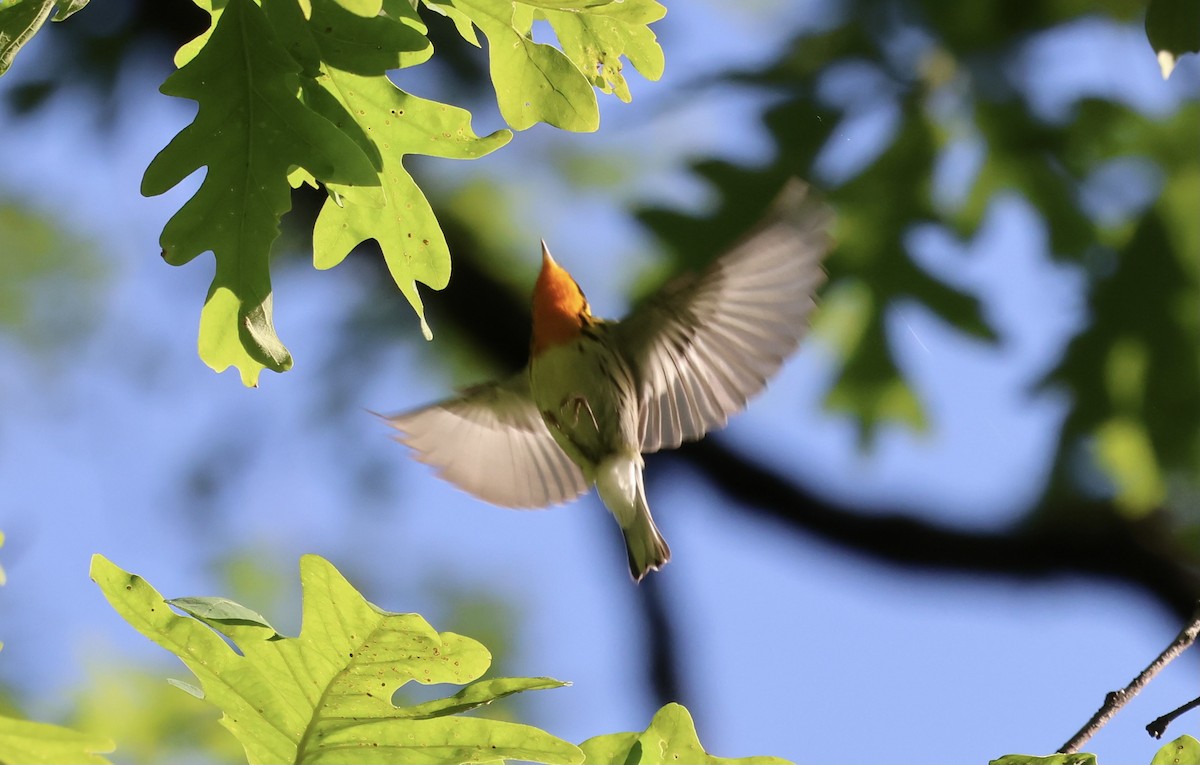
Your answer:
[91,554,581,764]
[141,0,377,385]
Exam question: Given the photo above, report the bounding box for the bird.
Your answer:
[382,180,831,582]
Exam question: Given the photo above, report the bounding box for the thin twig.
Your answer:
[1147,694,1200,740]
[1059,602,1200,753]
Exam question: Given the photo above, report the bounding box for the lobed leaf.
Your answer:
[450,0,599,131]
[91,553,580,764]
[431,0,663,130]
[1152,734,1200,765]
[144,0,662,382]
[167,595,278,632]
[541,0,664,102]
[269,0,511,340]
[580,703,790,765]
[1145,0,1200,78]
[0,0,88,76]
[988,755,1097,765]
[393,676,569,719]
[141,0,377,385]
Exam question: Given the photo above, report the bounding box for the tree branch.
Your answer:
[390,227,1200,622]
[1058,602,1200,752]
[666,439,1200,621]
[638,574,686,709]
[1147,695,1200,741]
[347,213,1200,742]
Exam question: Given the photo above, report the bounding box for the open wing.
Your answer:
[615,180,832,453]
[381,373,589,509]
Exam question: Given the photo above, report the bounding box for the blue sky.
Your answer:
[1,2,1199,763]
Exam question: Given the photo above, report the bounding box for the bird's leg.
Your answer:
[562,394,599,432]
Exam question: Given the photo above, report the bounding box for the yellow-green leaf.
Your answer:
[91,554,581,765]
[580,703,790,765]
[0,716,114,765]
[141,0,377,385]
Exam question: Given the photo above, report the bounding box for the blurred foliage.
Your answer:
[0,714,113,764]
[636,1,1199,525]
[68,658,243,764]
[0,536,114,765]
[0,199,107,358]
[0,1,1199,763]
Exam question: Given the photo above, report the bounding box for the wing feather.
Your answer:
[381,373,589,509]
[617,180,832,453]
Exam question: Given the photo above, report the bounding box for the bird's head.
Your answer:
[532,240,592,355]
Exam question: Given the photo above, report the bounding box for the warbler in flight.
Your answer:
[384,180,831,581]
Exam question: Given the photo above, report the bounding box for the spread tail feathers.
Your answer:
[594,455,671,582]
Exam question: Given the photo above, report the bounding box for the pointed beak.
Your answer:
[540,239,556,269]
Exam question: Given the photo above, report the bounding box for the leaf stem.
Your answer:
[1059,602,1200,753]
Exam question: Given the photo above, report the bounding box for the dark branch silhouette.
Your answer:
[349,224,1200,713]
[1147,694,1200,741]
[670,439,1200,622]
[409,228,1200,620]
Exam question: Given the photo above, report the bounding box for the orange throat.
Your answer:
[532,245,589,355]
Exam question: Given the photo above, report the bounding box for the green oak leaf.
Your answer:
[171,0,223,67]
[433,0,665,131]
[313,79,511,338]
[580,703,790,765]
[263,0,510,339]
[989,755,1097,765]
[167,596,278,632]
[91,553,581,765]
[0,0,88,76]
[394,676,569,719]
[539,0,665,102]
[451,0,599,131]
[1152,734,1200,765]
[0,717,114,765]
[141,0,377,386]
[515,0,614,7]
[334,0,383,17]
[1146,0,1200,78]
[421,0,479,45]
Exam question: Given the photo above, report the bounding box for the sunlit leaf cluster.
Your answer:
[132,0,662,385]
[88,554,786,764]
[637,1,1200,512]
